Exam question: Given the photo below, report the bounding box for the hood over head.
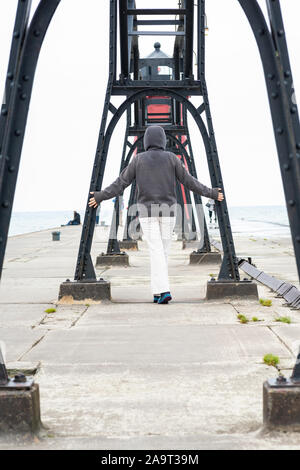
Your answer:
[144,125,166,151]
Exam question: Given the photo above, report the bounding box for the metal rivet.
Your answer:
[20,93,27,100]
[15,130,21,136]
[291,106,297,114]
[1,108,7,116]
[8,166,15,173]
[296,236,300,243]
[277,128,284,135]
[7,72,13,80]
[271,92,278,99]
[258,28,265,36]
[13,373,26,383]
[296,143,300,150]
[34,30,40,37]
[288,200,295,207]
[2,201,9,208]
[277,30,284,37]
[23,75,29,82]
[283,163,289,170]
[284,70,291,78]
[13,31,20,39]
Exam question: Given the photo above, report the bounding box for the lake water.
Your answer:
[8,205,290,238]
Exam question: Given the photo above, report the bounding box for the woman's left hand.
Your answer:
[217,188,224,202]
[88,192,98,208]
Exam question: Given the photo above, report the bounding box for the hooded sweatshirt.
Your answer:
[93,126,219,217]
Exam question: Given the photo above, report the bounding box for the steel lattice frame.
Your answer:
[0,0,299,289]
[110,130,203,246]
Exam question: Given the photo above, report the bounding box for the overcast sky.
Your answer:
[0,0,299,212]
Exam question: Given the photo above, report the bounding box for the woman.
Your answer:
[89,126,223,304]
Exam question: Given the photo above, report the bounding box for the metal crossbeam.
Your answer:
[127,9,187,15]
[129,31,185,36]
[134,20,183,26]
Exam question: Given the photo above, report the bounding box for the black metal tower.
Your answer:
[74,0,241,290]
[0,1,298,303]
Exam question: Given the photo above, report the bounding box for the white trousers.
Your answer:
[139,217,176,295]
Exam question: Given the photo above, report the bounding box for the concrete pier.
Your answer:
[190,251,222,265]
[118,240,139,251]
[0,225,300,449]
[96,252,129,267]
[0,384,41,433]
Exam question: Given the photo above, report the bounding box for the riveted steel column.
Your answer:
[75,0,117,280]
[184,0,194,79]
[119,0,129,80]
[0,0,32,159]
[106,109,131,254]
[238,0,300,281]
[182,105,211,252]
[0,0,61,279]
[199,0,239,280]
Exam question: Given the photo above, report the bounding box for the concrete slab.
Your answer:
[22,324,290,365]
[271,325,300,355]
[0,304,50,327]
[0,278,62,304]
[76,302,238,326]
[0,328,46,363]
[38,305,87,330]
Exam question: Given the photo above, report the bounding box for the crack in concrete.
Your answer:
[267,325,295,357]
[70,306,89,328]
[17,333,48,361]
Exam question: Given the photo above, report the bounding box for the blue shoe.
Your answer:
[153,295,160,303]
[158,292,172,304]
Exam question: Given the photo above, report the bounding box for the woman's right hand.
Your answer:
[88,192,98,208]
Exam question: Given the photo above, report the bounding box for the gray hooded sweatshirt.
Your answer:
[94,126,219,217]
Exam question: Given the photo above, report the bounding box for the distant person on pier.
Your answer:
[63,211,81,226]
[89,126,223,304]
[206,198,217,223]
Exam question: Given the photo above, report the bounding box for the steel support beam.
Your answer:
[238,0,300,281]
[75,0,117,281]
[0,0,32,157]
[119,0,129,79]
[184,0,194,78]
[199,1,239,280]
[127,9,187,16]
[0,0,61,280]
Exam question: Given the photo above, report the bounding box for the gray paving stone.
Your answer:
[22,324,290,364]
